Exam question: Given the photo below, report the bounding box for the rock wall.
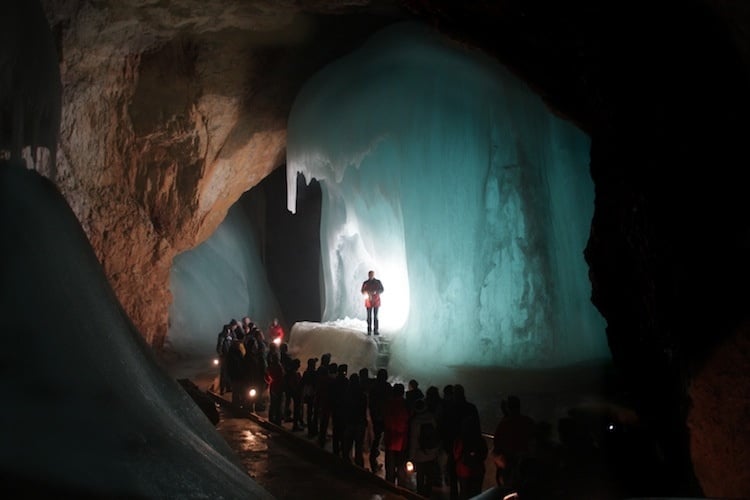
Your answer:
[40,0,397,347]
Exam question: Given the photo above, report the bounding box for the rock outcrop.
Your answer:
[40,0,399,347]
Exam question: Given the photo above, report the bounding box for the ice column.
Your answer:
[287,22,609,368]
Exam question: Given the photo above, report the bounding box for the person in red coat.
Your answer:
[383,383,409,485]
[361,270,384,335]
[268,317,284,344]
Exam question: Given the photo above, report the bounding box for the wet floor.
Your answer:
[216,404,413,499]
[176,360,501,500]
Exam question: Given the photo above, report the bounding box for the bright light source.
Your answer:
[405,461,414,473]
[249,388,257,398]
[273,337,282,346]
[213,358,219,366]
[607,423,616,432]
[502,493,519,500]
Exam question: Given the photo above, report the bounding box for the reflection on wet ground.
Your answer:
[166,352,663,500]
[217,404,412,499]
[176,360,501,499]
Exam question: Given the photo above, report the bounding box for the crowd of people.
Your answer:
[214,316,493,498]
[213,316,628,499]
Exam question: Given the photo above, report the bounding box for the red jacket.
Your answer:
[383,397,410,451]
[268,323,284,341]
[361,278,384,308]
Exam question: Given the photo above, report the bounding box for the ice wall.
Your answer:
[168,200,282,357]
[287,22,609,368]
[0,162,271,498]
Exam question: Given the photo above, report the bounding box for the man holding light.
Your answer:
[361,270,384,335]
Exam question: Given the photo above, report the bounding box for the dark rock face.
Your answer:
[4,0,749,497]
[36,0,401,348]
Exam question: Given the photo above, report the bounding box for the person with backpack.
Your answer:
[408,398,441,497]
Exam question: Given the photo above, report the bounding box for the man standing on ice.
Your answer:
[361,270,384,335]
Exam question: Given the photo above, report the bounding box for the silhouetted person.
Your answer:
[448,384,480,498]
[215,324,233,395]
[409,398,441,497]
[453,414,488,499]
[225,337,246,407]
[286,358,303,431]
[265,353,284,425]
[316,361,337,448]
[361,270,384,335]
[384,383,409,485]
[368,368,392,473]
[301,357,318,437]
[248,328,268,411]
[493,395,535,489]
[405,378,424,413]
[279,343,294,421]
[331,363,349,457]
[440,384,458,497]
[342,372,368,467]
[425,385,443,415]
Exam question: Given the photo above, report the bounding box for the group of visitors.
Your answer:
[214,316,286,411]
[213,319,574,499]
[291,352,489,499]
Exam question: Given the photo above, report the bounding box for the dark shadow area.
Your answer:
[241,167,322,326]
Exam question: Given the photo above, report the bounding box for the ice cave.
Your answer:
[5,0,750,498]
[170,22,610,375]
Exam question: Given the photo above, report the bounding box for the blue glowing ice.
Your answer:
[286,22,610,368]
[168,202,282,357]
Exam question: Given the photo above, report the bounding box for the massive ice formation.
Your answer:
[0,162,271,498]
[287,22,610,369]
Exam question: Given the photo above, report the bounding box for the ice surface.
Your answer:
[288,319,379,372]
[0,162,271,498]
[287,22,610,369]
[168,201,283,358]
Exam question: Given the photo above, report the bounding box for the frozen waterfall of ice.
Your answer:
[287,22,610,369]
